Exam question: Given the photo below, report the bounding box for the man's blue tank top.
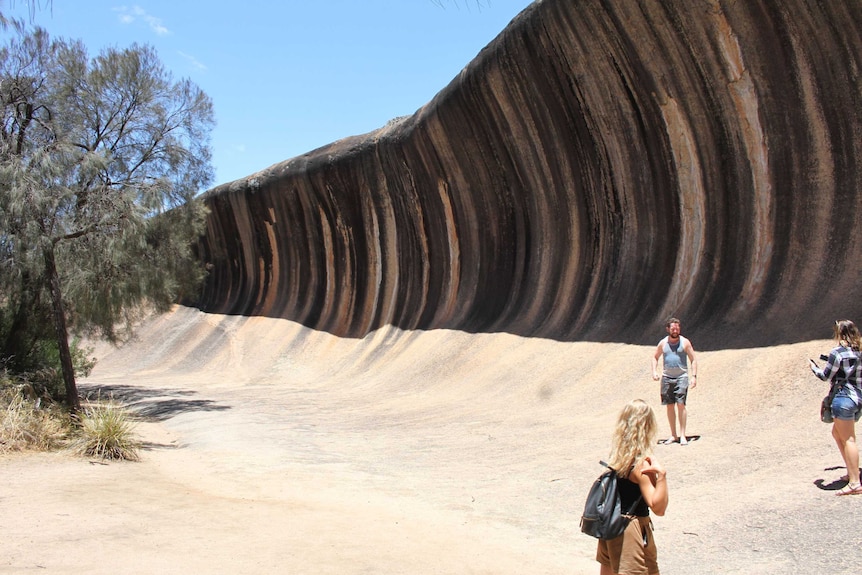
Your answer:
[662,337,688,378]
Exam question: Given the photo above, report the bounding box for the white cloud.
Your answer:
[178,51,207,71]
[114,5,170,36]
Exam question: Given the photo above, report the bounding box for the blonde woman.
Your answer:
[596,400,669,575]
[809,319,862,495]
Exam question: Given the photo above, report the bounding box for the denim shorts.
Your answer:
[832,393,862,422]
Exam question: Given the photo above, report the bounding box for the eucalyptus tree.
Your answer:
[0,23,214,410]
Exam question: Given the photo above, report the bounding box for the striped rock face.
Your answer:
[193,0,862,349]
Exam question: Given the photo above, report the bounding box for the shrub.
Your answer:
[0,338,96,402]
[1,375,140,461]
[0,384,71,452]
[71,396,141,461]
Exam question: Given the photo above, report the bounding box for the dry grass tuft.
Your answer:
[71,396,141,461]
[0,387,71,452]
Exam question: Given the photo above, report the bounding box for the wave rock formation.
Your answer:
[193,0,862,349]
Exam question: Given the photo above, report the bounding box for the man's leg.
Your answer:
[677,403,688,445]
[665,404,678,443]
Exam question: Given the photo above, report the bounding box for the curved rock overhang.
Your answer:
[193,0,862,349]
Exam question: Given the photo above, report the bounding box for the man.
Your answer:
[651,317,698,445]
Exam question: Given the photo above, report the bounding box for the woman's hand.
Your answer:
[640,457,666,482]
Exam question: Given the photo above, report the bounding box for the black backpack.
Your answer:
[580,461,642,540]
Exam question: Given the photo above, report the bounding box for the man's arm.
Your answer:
[685,338,698,388]
[651,344,663,381]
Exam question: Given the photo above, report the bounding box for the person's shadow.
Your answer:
[656,435,701,445]
[813,466,860,491]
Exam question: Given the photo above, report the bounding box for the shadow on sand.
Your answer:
[813,466,860,491]
[79,383,232,451]
[79,383,231,423]
[655,435,701,445]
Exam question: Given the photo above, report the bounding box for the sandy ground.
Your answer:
[2,305,861,574]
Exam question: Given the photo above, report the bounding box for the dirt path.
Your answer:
[2,307,860,574]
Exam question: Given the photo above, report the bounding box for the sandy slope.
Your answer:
[2,306,860,574]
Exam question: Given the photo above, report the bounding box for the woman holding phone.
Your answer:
[809,319,862,495]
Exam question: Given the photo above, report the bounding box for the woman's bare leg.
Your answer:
[832,419,860,484]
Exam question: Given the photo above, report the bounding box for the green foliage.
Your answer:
[0,22,214,405]
[72,396,140,461]
[0,333,96,401]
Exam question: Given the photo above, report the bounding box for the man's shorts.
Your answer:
[596,516,658,575]
[661,375,689,405]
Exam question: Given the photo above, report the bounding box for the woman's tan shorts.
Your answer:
[595,516,658,575]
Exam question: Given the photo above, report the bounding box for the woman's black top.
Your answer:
[619,475,649,517]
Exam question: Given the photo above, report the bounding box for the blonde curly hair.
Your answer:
[606,399,657,477]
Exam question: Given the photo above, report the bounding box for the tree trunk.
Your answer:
[42,243,80,412]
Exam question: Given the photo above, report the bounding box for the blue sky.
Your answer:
[2,1,534,188]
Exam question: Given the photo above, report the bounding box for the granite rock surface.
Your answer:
[194,0,862,349]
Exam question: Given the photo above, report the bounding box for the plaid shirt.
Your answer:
[812,346,862,396]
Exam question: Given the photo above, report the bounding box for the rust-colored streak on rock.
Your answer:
[193,0,862,348]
